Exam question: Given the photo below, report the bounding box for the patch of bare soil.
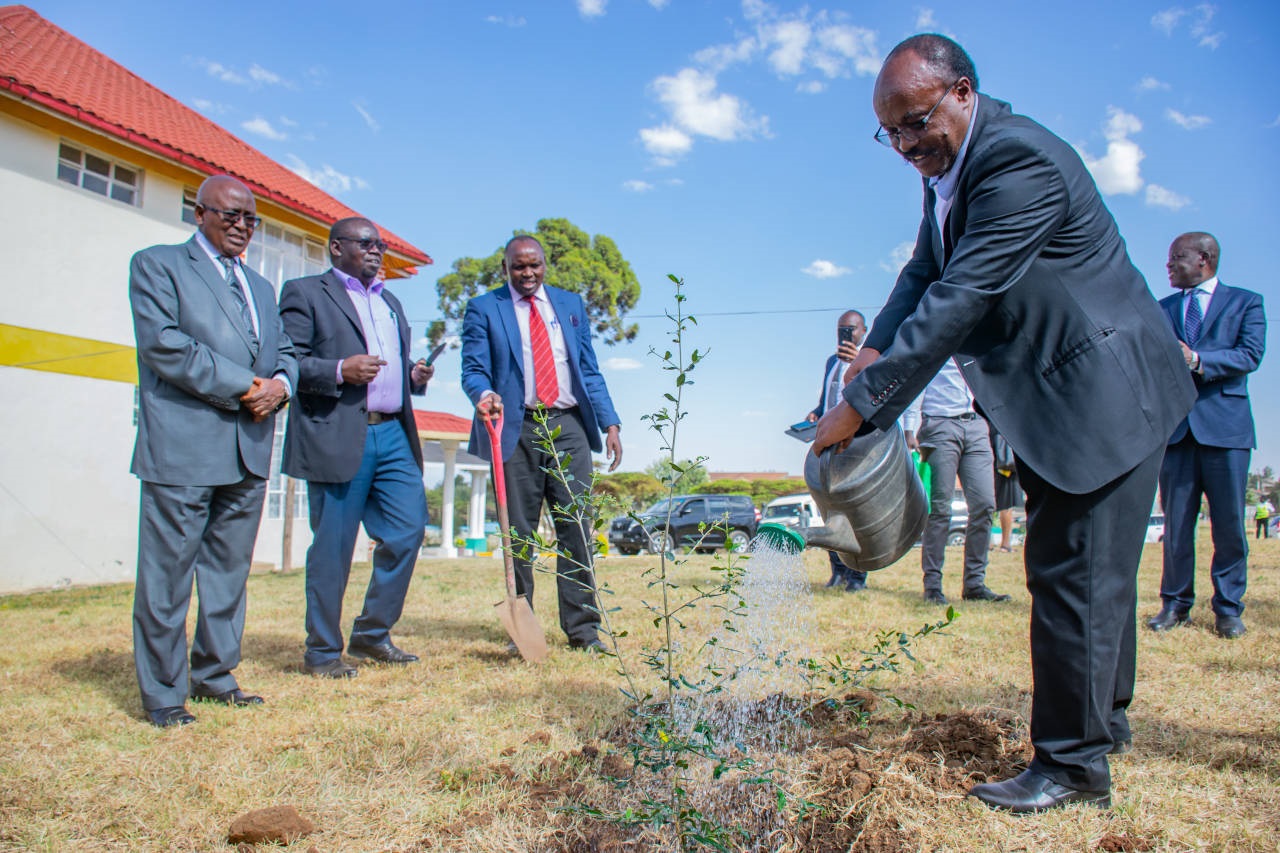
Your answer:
[411,701,1032,851]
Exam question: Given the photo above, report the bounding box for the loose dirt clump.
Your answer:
[1096,832,1157,851]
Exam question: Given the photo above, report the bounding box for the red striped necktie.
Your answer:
[525,296,560,406]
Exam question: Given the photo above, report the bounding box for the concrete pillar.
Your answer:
[467,469,488,542]
[440,440,458,557]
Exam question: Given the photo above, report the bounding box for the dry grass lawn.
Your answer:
[1,533,1278,851]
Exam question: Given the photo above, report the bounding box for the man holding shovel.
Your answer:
[461,235,623,653]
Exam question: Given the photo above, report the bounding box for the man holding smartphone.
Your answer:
[805,310,869,591]
[279,217,433,678]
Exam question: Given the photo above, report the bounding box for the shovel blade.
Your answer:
[496,595,548,662]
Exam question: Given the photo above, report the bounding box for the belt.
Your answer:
[524,405,580,421]
[367,410,402,425]
[928,412,978,421]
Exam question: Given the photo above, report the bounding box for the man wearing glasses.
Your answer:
[813,35,1195,811]
[130,174,297,727]
[279,218,433,678]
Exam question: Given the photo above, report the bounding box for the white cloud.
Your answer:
[648,0,671,8]
[278,116,298,128]
[916,9,937,29]
[880,241,916,272]
[248,64,285,86]
[1166,108,1211,130]
[802,259,851,279]
[1151,4,1224,48]
[665,177,684,187]
[285,155,367,195]
[1151,7,1187,35]
[1190,4,1225,48]
[1079,107,1146,196]
[191,98,228,114]
[765,19,812,75]
[241,116,287,141]
[484,14,527,26]
[693,37,759,73]
[650,68,768,142]
[604,357,643,371]
[577,0,606,17]
[196,59,246,85]
[796,80,826,94]
[1136,76,1170,93]
[353,102,381,133]
[639,124,694,165]
[1145,184,1191,210]
[622,179,654,192]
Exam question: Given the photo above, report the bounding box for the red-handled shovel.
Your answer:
[483,413,549,663]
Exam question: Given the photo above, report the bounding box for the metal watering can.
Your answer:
[756,424,928,571]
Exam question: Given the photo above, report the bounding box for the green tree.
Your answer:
[644,456,708,492]
[430,217,640,346]
[594,472,665,511]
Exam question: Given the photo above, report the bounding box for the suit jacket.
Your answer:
[1160,283,1265,450]
[811,354,843,419]
[461,284,620,462]
[130,236,297,486]
[845,94,1196,495]
[279,270,425,483]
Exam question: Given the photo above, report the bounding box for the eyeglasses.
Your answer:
[334,237,388,253]
[197,204,262,228]
[874,80,959,148]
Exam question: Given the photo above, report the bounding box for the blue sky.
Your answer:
[39,0,1280,476]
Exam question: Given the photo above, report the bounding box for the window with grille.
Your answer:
[57,142,140,205]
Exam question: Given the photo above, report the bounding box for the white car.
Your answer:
[1145,514,1165,543]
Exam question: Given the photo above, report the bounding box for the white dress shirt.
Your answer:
[508,284,578,409]
[901,358,975,433]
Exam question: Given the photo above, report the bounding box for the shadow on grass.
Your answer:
[52,647,137,716]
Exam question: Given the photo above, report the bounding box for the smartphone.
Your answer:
[838,326,855,344]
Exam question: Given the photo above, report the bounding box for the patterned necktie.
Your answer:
[524,296,559,406]
[219,256,259,351]
[1184,287,1204,347]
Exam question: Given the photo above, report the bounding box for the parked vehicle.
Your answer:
[761,493,823,528]
[608,494,758,555]
[1145,513,1165,543]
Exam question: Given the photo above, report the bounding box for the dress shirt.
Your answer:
[333,268,404,414]
[929,101,979,232]
[1182,276,1218,325]
[507,284,577,409]
[193,230,291,396]
[822,358,851,415]
[194,231,260,338]
[901,358,975,433]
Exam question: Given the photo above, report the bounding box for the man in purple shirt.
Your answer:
[280,218,433,678]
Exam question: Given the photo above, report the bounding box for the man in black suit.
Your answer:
[814,35,1195,811]
[280,218,432,678]
[804,310,869,592]
[1148,232,1265,639]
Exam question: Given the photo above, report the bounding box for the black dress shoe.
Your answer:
[192,687,264,706]
[845,579,867,592]
[1147,605,1191,632]
[963,586,1011,602]
[1214,614,1247,639]
[304,659,358,678]
[569,637,608,653]
[147,705,196,728]
[923,590,949,605]
[969,769,1110,813]
[348,640,419,664]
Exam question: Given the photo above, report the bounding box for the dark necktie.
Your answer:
[1184,287,1204,347]
[524,296,559,406]
[219,256,259,352]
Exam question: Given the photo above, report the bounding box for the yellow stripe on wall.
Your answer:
[0,324,137,384]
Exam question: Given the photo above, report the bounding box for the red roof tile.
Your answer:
[0,5,430,268]
[413,409,473,437]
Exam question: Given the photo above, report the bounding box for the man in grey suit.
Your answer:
[814,35,1195,811]
[280,218,432,678]
[129,174,297,727]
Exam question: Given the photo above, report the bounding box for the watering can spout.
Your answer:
[799,513,860,557]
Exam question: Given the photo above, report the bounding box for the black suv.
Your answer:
[608,494,758,555]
